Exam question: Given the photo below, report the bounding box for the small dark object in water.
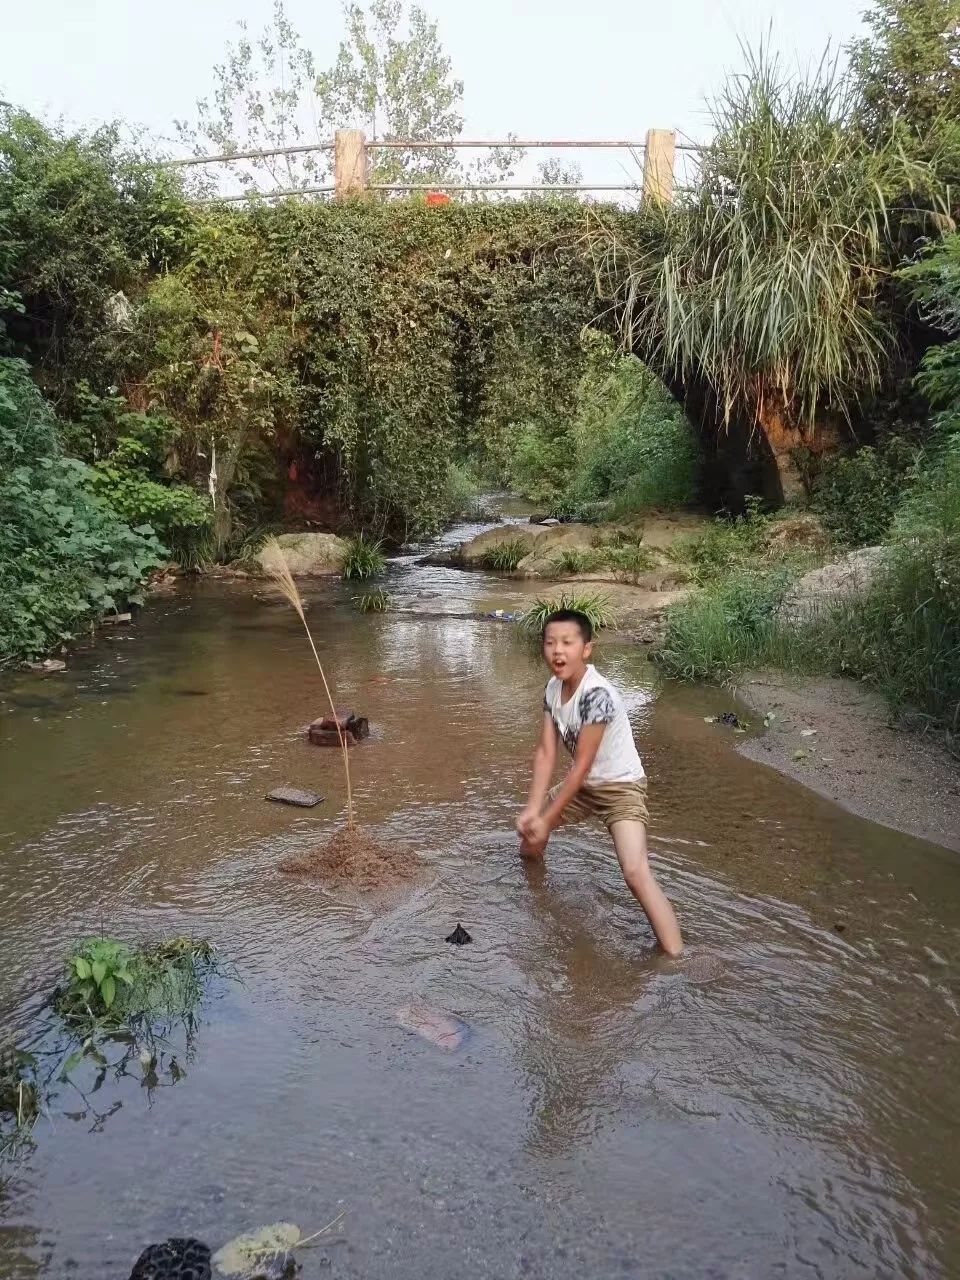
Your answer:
[267,787,324,808]
[712,712,748,730]
[175,689,210,697]
[834,922,847,934]
[129,1238,211,1280]
[309,710,369,747]
[446,922,472,945]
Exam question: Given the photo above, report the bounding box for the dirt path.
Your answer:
[735,672,960,852]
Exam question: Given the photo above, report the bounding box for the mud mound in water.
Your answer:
[279,824,418,889]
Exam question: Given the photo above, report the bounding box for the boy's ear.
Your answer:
[583,639,594,659]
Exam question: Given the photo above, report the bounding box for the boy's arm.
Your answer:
[522,712,559,815]
[540,722,606,831]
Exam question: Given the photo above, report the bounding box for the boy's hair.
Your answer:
[542,609,593,642]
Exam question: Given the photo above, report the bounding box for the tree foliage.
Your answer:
[594,47,939,489]
[0,105,189,402]
[137,199,619,541]
[177,0,522,193]
[851,0,960,181]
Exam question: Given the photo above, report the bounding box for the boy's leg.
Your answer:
[609,819,683,957]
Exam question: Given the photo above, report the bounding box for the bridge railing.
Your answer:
[163,130,698,204]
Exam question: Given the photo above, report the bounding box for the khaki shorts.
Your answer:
[550,779,649,830]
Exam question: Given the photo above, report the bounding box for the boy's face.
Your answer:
[542,621,591,679]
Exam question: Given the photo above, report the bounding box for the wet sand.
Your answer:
[735,672,960,852]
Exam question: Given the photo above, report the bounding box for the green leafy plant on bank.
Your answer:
[655,569,799,682]
[0,358,165,663]
[548,540,659,581]
[665,499,771,585]
[341,535,386,581]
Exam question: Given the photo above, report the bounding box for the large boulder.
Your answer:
[457,523,596,572]
[458,525,538,567]
[778,545,885,625]
[255,532,349,577]
[516,524,600,576]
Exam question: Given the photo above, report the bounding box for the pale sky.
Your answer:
[1,0,868,191]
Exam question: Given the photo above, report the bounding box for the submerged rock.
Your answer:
[395,1003,469,1051]
[266,787,324,808]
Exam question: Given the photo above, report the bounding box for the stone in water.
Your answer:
[266,788,323,808]
[308,711,369,747]
[395,1003,469,1051]
[445,922,472,945]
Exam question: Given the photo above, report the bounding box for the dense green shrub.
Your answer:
[813,438,919,546]
[565,336,698,517]
[828,440,960,731]
[656,569,797,682]
[0,359,164,662]
[87,408,212,566]
[0,107,189,404]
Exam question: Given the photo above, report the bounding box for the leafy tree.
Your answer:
[0,106,189,403]
[175,0,322,192]
[177,0,522,194]
[852,0,960,136]
[850,0,960,187]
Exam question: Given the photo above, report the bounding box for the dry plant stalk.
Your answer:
[263,537,355,826]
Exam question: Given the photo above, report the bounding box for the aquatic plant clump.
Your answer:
[341,535,386,581]
[0,1048,42,1160]
[56,935,218,1032]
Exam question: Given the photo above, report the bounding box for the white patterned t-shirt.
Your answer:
[543,665,645,784]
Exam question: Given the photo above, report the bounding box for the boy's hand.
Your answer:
[516,805,540,838]
[524,814,549,847]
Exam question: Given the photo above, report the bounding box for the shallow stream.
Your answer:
[1,518,958,1279]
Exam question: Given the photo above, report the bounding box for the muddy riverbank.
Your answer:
[736,672,960,852]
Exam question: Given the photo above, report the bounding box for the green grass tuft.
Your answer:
[521,591,617,636]
[479,538,530,572]
[353,587,391,613]
[342,535,386,581]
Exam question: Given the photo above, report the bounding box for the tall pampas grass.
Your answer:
[262,537,355,827]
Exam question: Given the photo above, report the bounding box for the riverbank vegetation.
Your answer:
[0,0,958,740]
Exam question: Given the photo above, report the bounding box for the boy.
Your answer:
[516,609,683,957]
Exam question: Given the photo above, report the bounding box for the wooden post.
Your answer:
[334,129,368,199]
[642,129,676,205]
